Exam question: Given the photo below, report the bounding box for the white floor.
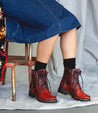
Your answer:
[0,76,98,110]
[0,104,98,113]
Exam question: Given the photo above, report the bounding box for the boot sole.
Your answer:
[29,91,57,103]
[58,88,91,101]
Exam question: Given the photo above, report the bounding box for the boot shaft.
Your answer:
[59,67,82,92]
[64,68,81,88]
[30,69,49,93]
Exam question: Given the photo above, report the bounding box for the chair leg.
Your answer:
[28,44,32,85]
[11,66,16,101]
[2,68,7,85]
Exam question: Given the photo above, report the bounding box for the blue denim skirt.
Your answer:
[1,0,81,43]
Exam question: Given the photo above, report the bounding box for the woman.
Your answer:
[1,0,90,103]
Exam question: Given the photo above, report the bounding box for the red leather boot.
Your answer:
[58,67,90,101]
[29,69,57,103]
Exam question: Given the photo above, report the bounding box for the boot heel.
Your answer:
[29,91,36,98]
[58,88,69,95]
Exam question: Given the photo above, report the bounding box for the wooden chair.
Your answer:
[2,39,36,101]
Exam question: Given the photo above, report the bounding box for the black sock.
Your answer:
[63,58,76,69]
[35,61,47,71]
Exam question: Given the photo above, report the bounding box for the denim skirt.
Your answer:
[1,0,81,43]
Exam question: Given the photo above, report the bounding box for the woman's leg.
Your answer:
[58,28,91,101]
[29,34,59,103]
[37,34,59,63]
[60,28,77,59]
[35,34,59,71]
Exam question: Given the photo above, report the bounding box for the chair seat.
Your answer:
[6,56,36,66]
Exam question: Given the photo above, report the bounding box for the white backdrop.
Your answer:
[1,0,98,110]
[47,0,98,92]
